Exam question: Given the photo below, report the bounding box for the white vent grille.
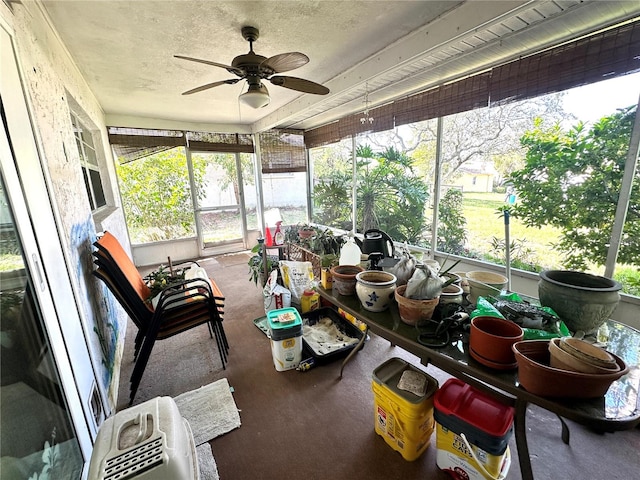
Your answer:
[90,382,105,431]
[88,397,196,480]
[103,437,164,480]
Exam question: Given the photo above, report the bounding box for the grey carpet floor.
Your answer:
[116,252,640,480]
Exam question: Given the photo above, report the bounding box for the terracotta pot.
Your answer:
[548,338,620,374]
[559,337,617,369]
[355,271,397,312]
[394,285,439,326]
[513,340,628,398]
[538,270,622,335]
[298,229,315,239]
[330,265,364,296]
[469,316,523,368]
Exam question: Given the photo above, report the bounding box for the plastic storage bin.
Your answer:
[372,357,439,461]
[434,378,514,479]
[267,307,303,371]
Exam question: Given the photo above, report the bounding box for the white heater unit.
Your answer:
[88,396,198,480]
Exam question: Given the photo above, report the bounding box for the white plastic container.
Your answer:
[339,234,362,265]
[88,397,198,480]
[267,308,303,371]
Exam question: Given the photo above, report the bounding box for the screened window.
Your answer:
[309,74,639,296]
[71,111,106,211]
[115,146,195,244]
[259,129,308,227]
[309,138,353,231]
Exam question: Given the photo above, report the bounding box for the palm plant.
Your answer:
[312,144,430,245]
[312,174,352,229]
[356,146,430,244]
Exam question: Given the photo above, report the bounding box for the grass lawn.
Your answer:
[0,254,23,271]
[462,192,564,270]
[461,192,639,296]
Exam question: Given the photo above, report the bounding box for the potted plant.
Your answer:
[394,265,458,325]
[284,225,301,244]
[144,264,188,305]
[309,228,343,256]
[436,259,463,287]
[248,243,279,286]
[297,223,317,240]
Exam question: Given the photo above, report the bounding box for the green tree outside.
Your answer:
[509,106,639,270]
[313,144,431,245]
[116,148,207,243]
[437,188,467,255]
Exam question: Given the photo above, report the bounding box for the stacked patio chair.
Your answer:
[91,231,228,405]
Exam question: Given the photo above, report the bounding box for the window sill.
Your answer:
[92,205,119,225]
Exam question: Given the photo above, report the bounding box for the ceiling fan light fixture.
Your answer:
[239,83,270,108]
[176,26,328,102]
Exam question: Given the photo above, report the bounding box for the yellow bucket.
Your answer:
[372,358,439,461]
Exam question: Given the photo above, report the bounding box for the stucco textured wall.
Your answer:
[9,2,129,410]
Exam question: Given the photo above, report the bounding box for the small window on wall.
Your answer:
[71,111,106,210]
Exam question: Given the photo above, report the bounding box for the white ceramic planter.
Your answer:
[355,270,397,312]
[439,283,464,305]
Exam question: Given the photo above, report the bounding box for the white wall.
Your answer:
[7,1,129,411]
[250,172,308,208]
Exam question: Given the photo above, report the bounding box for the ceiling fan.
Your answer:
[175,26,330,108]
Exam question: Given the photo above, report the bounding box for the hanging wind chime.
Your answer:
[360,83,375,126]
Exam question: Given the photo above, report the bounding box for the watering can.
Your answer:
[356,229,395,258]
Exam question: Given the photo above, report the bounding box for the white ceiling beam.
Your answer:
[104,114,253,134]
[252,0,532,133]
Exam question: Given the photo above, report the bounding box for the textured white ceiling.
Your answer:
[39,0,640,133]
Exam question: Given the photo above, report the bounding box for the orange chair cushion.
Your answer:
[96,232,151,302]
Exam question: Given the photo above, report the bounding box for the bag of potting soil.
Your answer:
[279,260,314,306]
[405,265,442,299]
[470,296,504,319]
[472,294,570,339]
[388,255,416,286]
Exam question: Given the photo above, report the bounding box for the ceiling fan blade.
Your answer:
[181,79,240,95]
[269,76,330,95]
[261,52,309,73]
[174,55,244,76]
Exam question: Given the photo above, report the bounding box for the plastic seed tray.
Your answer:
[301,307,364,364]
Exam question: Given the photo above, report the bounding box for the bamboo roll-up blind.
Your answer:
[305,19,640,149]
[259,129,306,173]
